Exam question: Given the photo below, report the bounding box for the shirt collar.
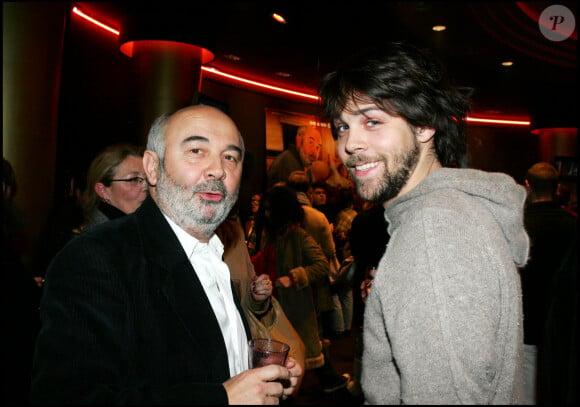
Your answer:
[162,212,224,260]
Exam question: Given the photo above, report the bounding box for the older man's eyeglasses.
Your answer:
[109,177,147,186]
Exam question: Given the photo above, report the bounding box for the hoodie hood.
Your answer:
[386,167,530,267]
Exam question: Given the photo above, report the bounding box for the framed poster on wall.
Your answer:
[264,108,335,171]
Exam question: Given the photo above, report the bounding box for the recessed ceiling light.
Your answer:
[224,54,241,61]
[432,25,446,32]
[272,13,287,24]
[502,61,514,66]
[275,72,292,78]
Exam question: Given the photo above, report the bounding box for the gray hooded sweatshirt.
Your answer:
[362,168,529,405]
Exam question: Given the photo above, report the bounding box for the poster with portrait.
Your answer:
[264,108,337,179]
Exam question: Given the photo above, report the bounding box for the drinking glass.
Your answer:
[248,338,290,368]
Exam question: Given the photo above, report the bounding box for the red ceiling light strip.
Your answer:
[466,117,530,126]
[201,67,320,101]
[72,6,120,36]
[71,6,530,126]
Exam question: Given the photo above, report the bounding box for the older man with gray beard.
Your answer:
[31,104,302,405]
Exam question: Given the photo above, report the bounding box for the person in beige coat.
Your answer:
[252,184,351,394]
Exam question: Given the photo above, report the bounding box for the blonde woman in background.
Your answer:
[82,143,147,231]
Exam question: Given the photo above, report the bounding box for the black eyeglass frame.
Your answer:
[108,176,147,185]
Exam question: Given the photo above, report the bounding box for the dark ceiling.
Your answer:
[79,1,577,119]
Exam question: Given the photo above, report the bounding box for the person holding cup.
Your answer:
[249,338,291,368]
[31,105,302,405]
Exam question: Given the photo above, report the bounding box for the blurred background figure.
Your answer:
[267,125,322,187]
[31,170,86,288]
[3,157,41,406]
[240,193,262,257]
[333,188,358,263]
[324,157,355,222]
[555,182,577,216]
[82,143,147,231]
[330,187,358,339]
[521,162,577,405]
[30,144,146,290]
[3,157,30,262]
[216,216,306,398]
[310,181,336,226]
[286,171,344,340]
[251,184,353,396]
[347,202,390,399]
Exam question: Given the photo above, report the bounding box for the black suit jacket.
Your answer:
[30,196,251,405]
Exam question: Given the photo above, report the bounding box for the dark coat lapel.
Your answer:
[135,197,229,372]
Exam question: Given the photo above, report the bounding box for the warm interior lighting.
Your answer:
[466,117,530,126]
[432,25,446,32]
[502,61,514,66]
[119,39,214,62]
[272,13,287,24]
[72,6,120,36]
[201,67,319,101]
[224,54,241,61]
[71,6,531,124]
[530,127,576,136]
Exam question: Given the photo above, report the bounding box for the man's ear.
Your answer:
[416,127,436,143]
[143,151,159,186]
[94,182,109,201]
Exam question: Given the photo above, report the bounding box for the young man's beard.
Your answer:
[155,164,238,239]
[350,142,420,204]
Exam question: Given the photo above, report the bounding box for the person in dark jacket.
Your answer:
[521,162,577,404]
[30,105,302,405]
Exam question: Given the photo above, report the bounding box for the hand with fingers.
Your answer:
[224,356,303,405]
[251,274,273,302]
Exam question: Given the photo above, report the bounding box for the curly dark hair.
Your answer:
[319,41,473,168]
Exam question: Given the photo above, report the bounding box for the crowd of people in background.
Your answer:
[3,39,577,406]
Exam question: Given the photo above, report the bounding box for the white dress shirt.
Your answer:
[163,214,250,377]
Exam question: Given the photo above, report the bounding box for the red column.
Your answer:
[122,40,213,141]
[118,7,215,143]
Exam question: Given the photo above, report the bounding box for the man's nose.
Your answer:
[344,128,367,154]
[204,160,226,180]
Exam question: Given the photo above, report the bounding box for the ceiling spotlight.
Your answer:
[224,54,241,61]
[275,72,292,78]
[272,13,287,24]
[502,61,514,66]
[432,25,446,32]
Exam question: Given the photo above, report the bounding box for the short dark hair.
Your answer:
[286,170,311,194]
[319,41,472,168]
[261,184,304,238]
[311,181,327,191]
[526,162,559,196]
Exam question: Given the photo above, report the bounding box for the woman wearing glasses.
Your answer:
[82,143,148,232]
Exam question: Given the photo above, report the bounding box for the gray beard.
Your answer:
[155,166,238,240]
[348,142,420,204]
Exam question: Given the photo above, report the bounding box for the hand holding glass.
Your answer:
[248,338,290,368]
